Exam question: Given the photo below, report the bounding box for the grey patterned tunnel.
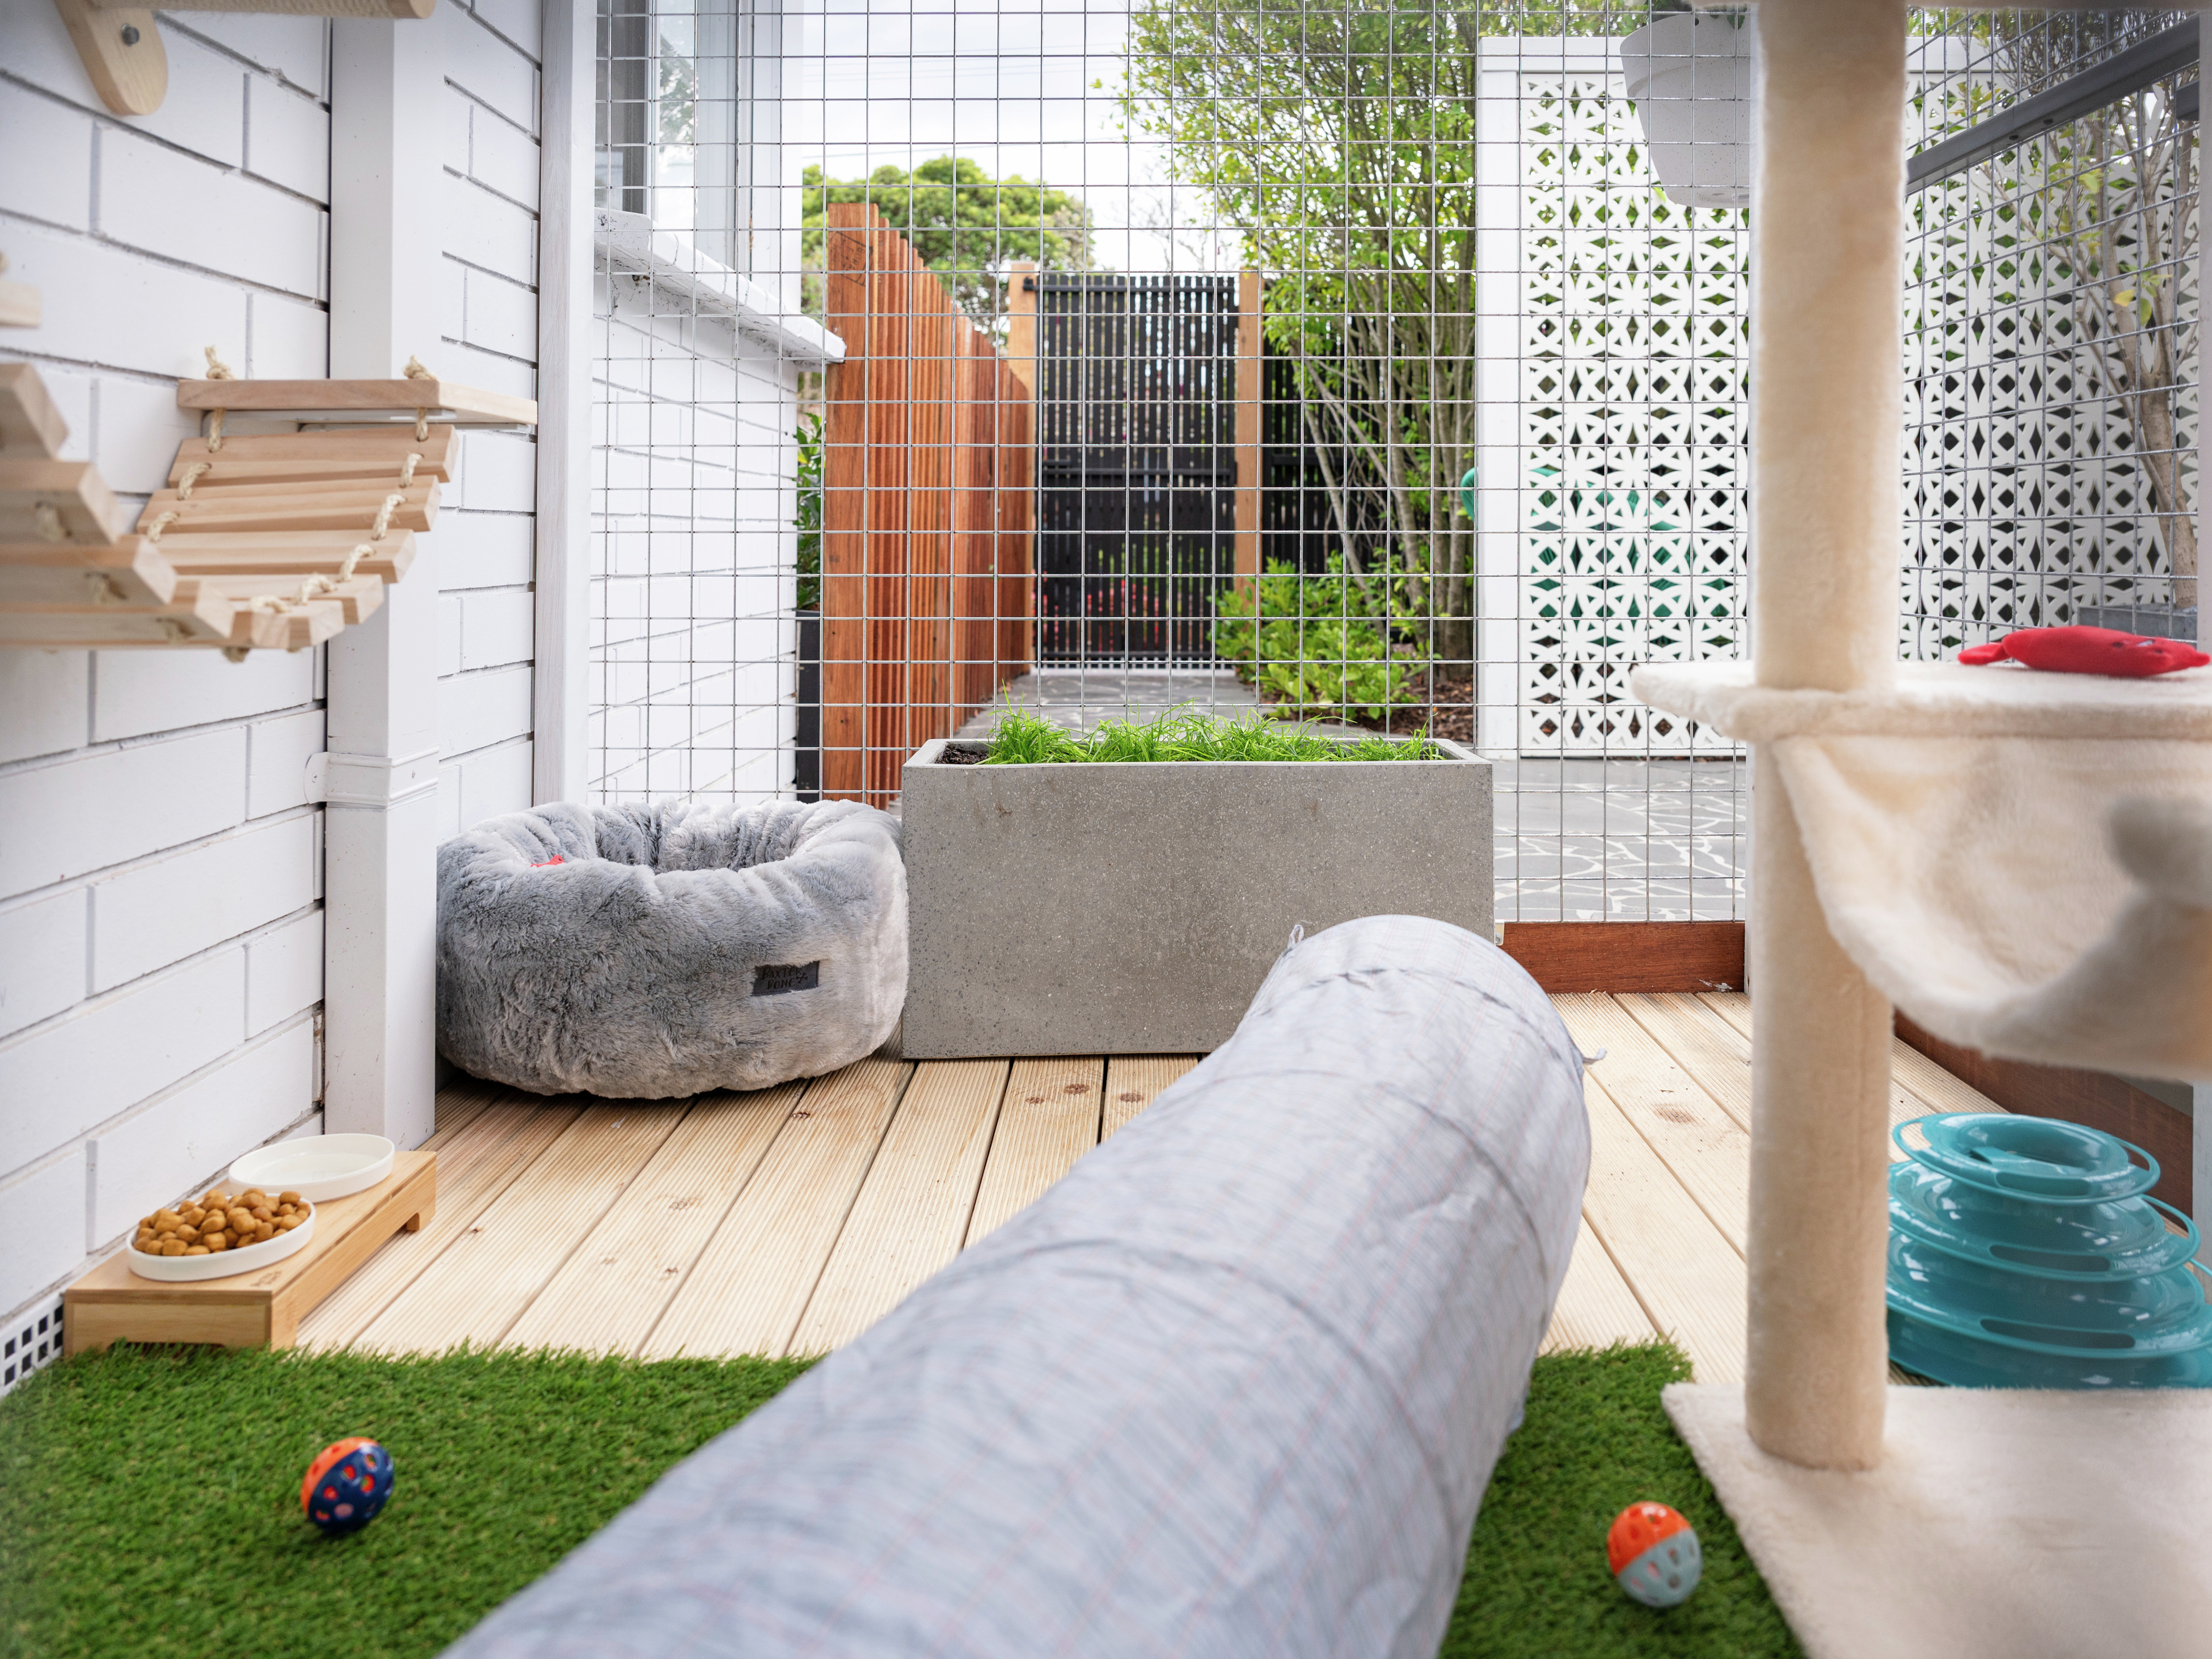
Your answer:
[443,913,1590,1659]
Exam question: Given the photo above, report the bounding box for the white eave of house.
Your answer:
[594,209,846,367]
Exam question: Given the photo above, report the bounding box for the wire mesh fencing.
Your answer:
[1905,10,2200,656]
[586,3,2212,926]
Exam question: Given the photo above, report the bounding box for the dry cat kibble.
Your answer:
[131,1187,310,1257]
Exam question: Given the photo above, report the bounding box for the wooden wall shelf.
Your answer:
[56,0,436,121]
[178,377,538,429]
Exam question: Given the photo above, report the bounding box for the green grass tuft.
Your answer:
[980,705,1442,764]
[0,1340,1796,1659]
[1444,1343,1802,1658]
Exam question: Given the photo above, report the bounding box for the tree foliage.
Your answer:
[1122,0,1502,659]
[800,156,1095,324]
[1951,15,2200,602]
[1124,2,1685,662]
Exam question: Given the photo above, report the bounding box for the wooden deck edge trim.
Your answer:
[1501,922,1745,994]
[1892,1012,2193,1215]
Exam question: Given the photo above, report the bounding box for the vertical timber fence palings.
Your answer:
[821,202,1034,805]
[585,4,2212,928]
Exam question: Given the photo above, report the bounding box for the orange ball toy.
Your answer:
[1607,1501,1702,1607]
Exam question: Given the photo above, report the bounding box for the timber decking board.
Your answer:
[348,1101,690,1354]
[312,998,2000,1391]
[1541,1217,1660,1354]
[296,1091,586,1350]
[1618,993,1757,1132]
[1102,1056,1199,1138]
[1693,992,2006,1153]
[1554,994,1753,1255]
[788,1060,1010,1356]
[641,1059,911,1361]
[501,1086,804,1357]
[1576,1072,1750,1385]
[965,1056,1105,1244]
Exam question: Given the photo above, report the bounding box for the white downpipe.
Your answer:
[535,0,595,808]
[322,21,447,1151]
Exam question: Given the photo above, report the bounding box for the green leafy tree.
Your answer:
[800,157,1096,326]
[1124,1,1632,665]
[1122,0,1492,662]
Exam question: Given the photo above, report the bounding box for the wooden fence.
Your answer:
[821,203,1035,805]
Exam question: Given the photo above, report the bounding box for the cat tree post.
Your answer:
[1741,0,1904,1470]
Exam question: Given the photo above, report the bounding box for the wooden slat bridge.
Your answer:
[299,994,2007,1380]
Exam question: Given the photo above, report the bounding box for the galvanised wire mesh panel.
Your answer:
[583,1,1758,922]
[1904,9,2200,655]
[591,0,805,806]
[1478,35,1749,760]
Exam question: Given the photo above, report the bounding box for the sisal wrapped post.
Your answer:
[1743,0,1905,1471]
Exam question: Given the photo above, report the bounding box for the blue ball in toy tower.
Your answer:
[301,1437,395,1535]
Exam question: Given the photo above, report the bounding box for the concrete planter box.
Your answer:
[900,736,1493,1057]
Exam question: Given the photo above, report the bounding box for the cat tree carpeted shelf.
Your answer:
[1634,661,2212,1079]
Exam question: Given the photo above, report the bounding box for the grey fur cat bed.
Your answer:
[437,799,906,1098]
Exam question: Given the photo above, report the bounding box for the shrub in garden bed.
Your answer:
[1211,556,1423,721]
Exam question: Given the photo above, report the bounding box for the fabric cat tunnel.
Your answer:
[444,915,1590,1658]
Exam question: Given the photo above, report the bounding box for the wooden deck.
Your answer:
[298,994,2003,1381]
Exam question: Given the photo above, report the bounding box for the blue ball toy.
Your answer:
[301,1437,394,1535]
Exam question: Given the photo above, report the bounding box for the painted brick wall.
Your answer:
[0,0,548,1335]
[434,0,543,837]
[0,2,336,1329]
[589,281,800,803]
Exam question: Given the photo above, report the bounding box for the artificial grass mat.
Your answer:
[0,1340,1799,1658]
[1443,1342,1801,1657]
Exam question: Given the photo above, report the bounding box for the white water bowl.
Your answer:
[126,1205,316,1282]
[229,1134,396,1202]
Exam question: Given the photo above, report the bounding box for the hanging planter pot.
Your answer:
[1618,11,1755,210]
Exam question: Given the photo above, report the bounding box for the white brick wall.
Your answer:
[0,0,567,1332]
[437,0,543,838]
[0,2,338,1328]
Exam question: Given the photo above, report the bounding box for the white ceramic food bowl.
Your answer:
[125,1204,316,1281]
[228,1133,396,1201]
